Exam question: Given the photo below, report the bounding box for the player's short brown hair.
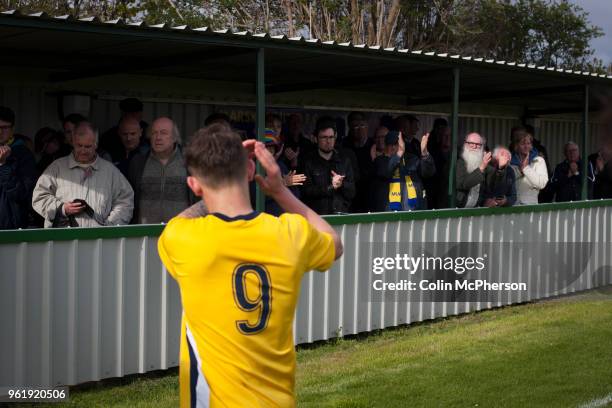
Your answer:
[185,124,248,188]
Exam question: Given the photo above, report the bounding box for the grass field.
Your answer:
[33,289,612,408]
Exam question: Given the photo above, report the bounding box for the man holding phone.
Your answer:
[32,121,134,227]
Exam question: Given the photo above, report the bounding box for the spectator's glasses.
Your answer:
[0,125,13,133]
[318,135,336,141]
[465,141,483,148]
[352,125,367,129]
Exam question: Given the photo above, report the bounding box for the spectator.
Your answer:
[523,125,553,203]
[386,131,434,211]
[589,139,612,199]
[14,134,35,154]
[379,114,395,132]
[204,112,231,128]
[510,128,548,205]
[343,113,374,213]
[100,98,148,159]
[128,117,193,224]
[425,118,450,209]
[0,106,37,229]
[282,113,314,170]
[34,127,71,174]
[371,131,400,212]
[456,132,492,208]
[524,124,551,175]
[112,117,149,177]
[300,116,355,214]
[266,113,283,139]
[63,113,112,161]
[550,142,594,202]
[32,121,133,227]
[427,118,449,152]
[263,129,306,216]
[482,147,517,207]
[370,125,388,161]
[62,113,87,147]
[395,114,421,157]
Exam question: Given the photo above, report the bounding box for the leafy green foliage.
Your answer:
[0,0,607,73]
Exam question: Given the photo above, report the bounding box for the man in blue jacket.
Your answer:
[0,106,37,229]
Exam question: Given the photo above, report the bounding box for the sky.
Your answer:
[572,0,612,65]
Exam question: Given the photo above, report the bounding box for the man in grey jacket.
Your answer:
[32,122,134,227]
[128,117,194,224]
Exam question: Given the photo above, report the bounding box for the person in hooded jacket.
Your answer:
[510,128,548,205]
[0,106,37,229]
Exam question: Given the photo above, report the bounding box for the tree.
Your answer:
[0,0,606,73]
[0,0,141,20]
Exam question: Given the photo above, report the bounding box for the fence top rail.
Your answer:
[1,199,611,244]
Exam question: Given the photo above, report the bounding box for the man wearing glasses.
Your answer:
[301,116,355,215]
[456,132,493,208]
[0,106,37,229]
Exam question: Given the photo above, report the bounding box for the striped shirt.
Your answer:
[32,154,134,227]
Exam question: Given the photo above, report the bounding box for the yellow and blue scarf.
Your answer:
[389,165,417,211]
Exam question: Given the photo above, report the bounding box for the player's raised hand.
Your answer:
[253,141,285,196]
[242,139,257,160]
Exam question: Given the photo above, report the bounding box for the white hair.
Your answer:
[564,141,579,153]
[74,121,99,146]
[462,149,483,173]
[493,146,510,157]
[149,117,181,145]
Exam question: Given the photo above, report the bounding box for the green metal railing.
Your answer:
[1,199,611,244]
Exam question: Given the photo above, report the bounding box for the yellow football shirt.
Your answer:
[158,211,335,407]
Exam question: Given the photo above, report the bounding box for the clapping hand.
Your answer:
[596,154,605,173]
[520,154,529,171]
[569,162,579,176]
[397,132,405,157]
[284,170,306,186]
[0,145,11,164]
[370,143,378,161]
[331,170,345,189]
[479,152,492,172]
[420,133,430,156]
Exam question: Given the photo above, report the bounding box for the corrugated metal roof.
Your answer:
[1,8,611,82]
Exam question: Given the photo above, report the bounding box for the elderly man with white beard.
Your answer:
[455,132,493,208]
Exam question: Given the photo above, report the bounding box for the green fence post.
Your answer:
[581,83,589,201]
[256,48,266,212]
[448,67,460,208]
